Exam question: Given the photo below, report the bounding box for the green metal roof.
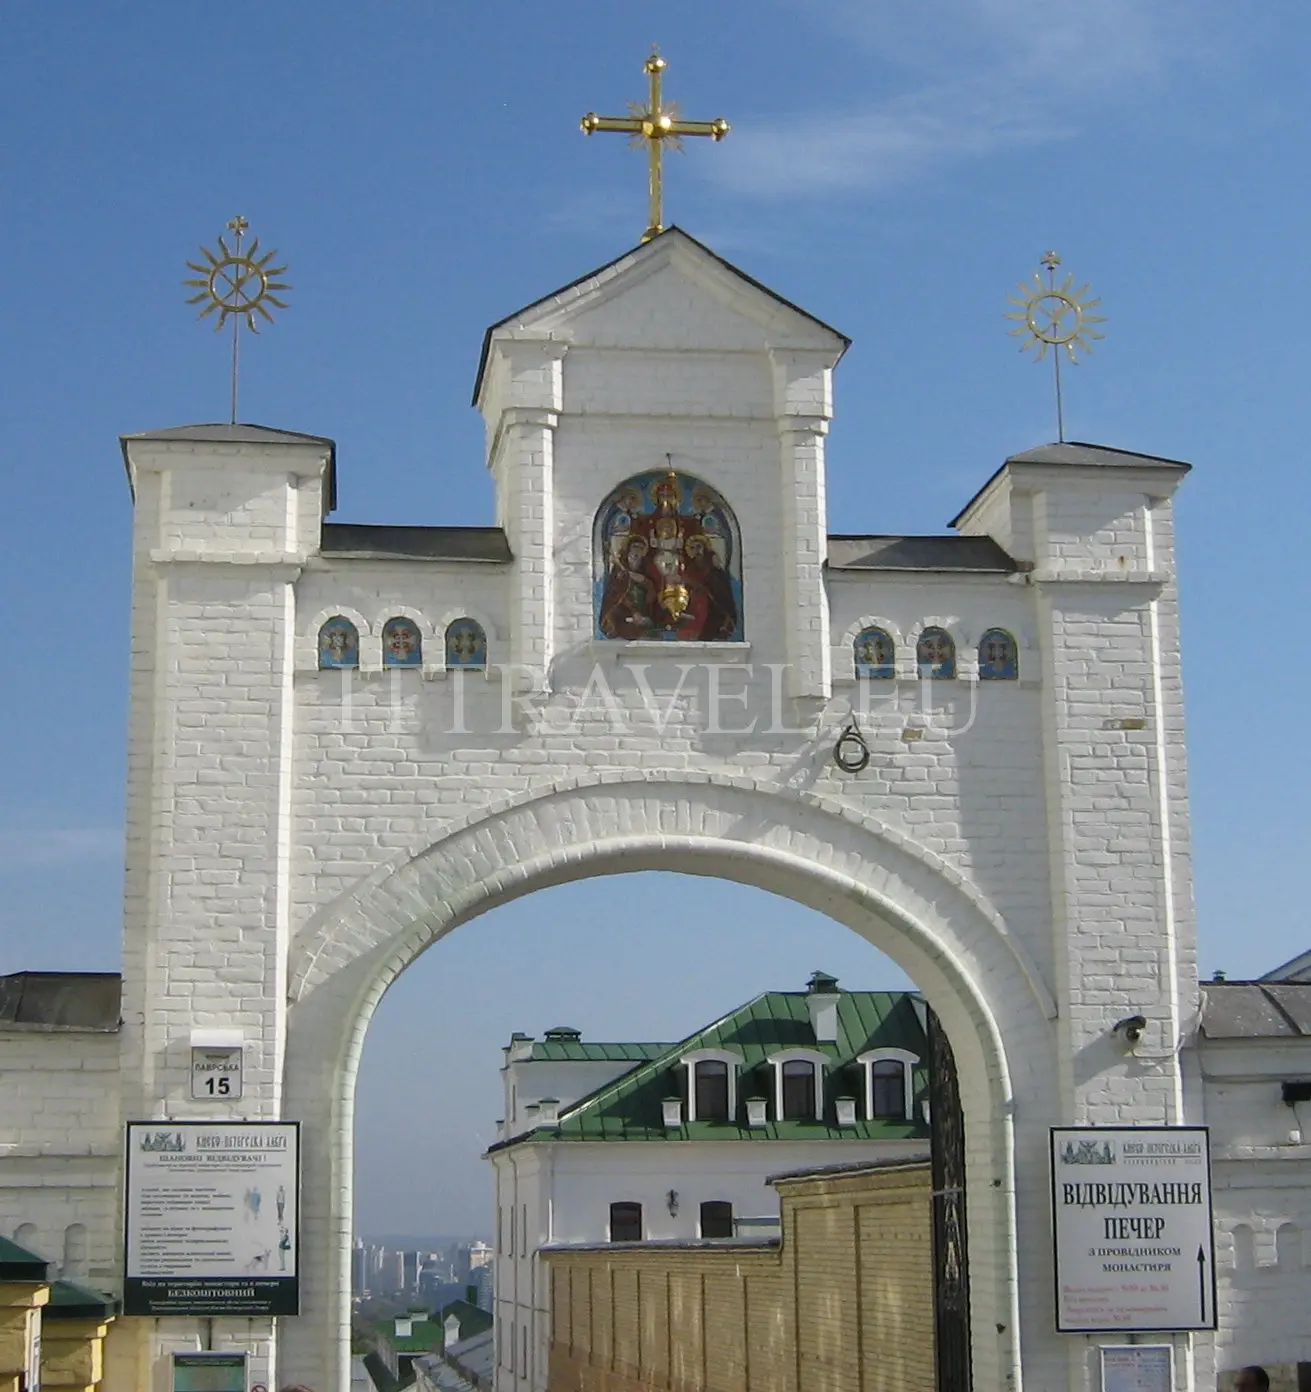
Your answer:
[376,1314,443,1355]
[44,1279,118,1321]
[436,1298,493,1340]
[497,987,929,1146]
[0,1234,52,1282]
[529,1039,672,1063]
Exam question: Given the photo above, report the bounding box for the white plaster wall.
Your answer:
[500,1059,648,1133]
[543,1136,923,1240]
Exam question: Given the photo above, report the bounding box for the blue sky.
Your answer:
[2,1,1307,1233]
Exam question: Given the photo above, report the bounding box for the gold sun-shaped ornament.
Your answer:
[184,215,291,333]
[1005,251,1105,362]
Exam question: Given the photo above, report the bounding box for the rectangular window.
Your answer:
[781,1060,817,1120]
[609,1201,643,1242]
[871,1060,907,1118]
[522,1324,528,1376]
[522,1203,528,1254]
[699,1200,734,1239]
[694,1060,730,1121]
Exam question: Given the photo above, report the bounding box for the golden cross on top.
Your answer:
[581,50,730,243]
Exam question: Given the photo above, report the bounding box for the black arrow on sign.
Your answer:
[1197,1245,1208,1324]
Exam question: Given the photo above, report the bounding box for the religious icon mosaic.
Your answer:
[978,628,1019,680]
[381,617,423,668]
[917,627,956,679]
[317,616,359,669]
[853,626,895,679]
[594,470,743,642]
[445,618,487,669]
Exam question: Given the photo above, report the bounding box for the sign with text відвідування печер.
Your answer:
[124,1121,298,1317]
[1050,1126,1216,1333]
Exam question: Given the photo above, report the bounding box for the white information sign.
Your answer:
[191,1047,243,1101]
[1099,1344,1174,1392]
[26,1311,40,1392]
[124,1121,298,1316]
[1051,1126,1215,1332]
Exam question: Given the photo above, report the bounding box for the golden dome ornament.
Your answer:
[184,216,291,423]
[1005,251,1105,443]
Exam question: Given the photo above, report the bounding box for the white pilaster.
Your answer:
[771,350,836,698]
[118,427,333,1389]
[481,340,566,685]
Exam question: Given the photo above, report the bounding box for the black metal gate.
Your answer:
[927,1006,972,1392]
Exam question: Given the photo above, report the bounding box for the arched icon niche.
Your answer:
[593,469,744,642]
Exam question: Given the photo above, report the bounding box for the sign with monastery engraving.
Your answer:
[124,1121,299,1316]
[1098,1344,1174,1392]
[1050,1127,1215,1332]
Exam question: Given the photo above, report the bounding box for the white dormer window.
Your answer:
[680,1048,744,1122]
[767,1049,828,1121]
[858,1048,919,1120]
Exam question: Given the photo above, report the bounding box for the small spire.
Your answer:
[184,216,291,424]
[1005,251,1105,444]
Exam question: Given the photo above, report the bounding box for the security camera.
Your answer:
[1113,1015,1148,1047]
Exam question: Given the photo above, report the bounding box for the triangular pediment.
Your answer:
[473,229,848,403]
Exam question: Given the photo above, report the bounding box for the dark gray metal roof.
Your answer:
[767,1153,932,1186]
[472,226,850,405]
[122,423,335,447]
[0,972,122,1031]
[950,441,1192,529]
[1004,442,1192,471]
[119,423,338,511]
[1263,949,1311,983]
[1199,981,1311,1039]
[541,1235,781,1254]
[320,523,511,563]
[827,534,1018,573]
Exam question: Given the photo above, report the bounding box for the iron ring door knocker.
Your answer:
[833,717,871,773]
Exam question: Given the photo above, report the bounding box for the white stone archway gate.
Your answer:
[112,234,1201,1391]
[280,775,1057,1392]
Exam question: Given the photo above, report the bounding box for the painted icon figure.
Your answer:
[594,469,743,641]
[381,617,422,667]
[317,617,359,669]
[444,618,487,669]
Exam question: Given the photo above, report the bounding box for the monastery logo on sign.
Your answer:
[138,1130,187,1153]
[1059,1138,1115,1166]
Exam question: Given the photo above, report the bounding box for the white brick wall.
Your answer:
[1,232,1219,1391]
[0,1031,120,1286]
[1195,1038,1311,1378]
